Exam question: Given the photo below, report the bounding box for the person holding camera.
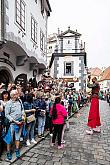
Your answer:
[86,76,101,135]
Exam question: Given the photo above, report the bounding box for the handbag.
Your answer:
[40,110,46,117]
[3,117,10,127]
[26,114,35,123]
[1,111,10,128]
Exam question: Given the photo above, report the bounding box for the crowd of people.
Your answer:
[0,77,89,161]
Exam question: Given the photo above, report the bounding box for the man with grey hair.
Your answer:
[5,89,25,160]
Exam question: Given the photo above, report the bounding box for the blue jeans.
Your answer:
[10,124,22,141]
[38,116,46,135]
[26,121,36,140]
[73,101,79,112]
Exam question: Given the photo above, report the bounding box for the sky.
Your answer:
[48,0,110,69]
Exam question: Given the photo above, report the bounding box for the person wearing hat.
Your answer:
[86,77,101,135]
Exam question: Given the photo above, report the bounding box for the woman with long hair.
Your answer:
[0,90,10,160]
[23,94,37,146]
[50,96,67,149]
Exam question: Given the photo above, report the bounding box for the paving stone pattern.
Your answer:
[10,101,110,164]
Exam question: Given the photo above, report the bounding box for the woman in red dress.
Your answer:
[86,77,101,135]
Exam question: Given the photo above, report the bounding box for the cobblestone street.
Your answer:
[8,100,110,165]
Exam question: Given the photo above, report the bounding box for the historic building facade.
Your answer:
[47,27,87,91]
[0,0,51,86]
[99,66,110,92]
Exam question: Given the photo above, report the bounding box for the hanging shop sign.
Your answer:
[15,74,27,86]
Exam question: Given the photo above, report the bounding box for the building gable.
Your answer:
[58,27,81,38]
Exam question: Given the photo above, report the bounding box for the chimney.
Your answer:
[58,28,60,35]
[68,26,70,31]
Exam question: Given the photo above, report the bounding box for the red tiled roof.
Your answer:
[89,67,102,76]
[100,66,110,81]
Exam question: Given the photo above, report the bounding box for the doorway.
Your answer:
[0,69,12,87]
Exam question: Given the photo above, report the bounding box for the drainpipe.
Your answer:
[1,0,5,42]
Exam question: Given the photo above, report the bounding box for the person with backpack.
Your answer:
[5,90,25,160]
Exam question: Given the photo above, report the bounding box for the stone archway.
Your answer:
[0,67,14,86]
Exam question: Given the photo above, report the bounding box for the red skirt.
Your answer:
[87,97,101,128]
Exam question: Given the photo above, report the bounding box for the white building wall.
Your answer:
[47,39,57,77]
[50,61,54,78]
[57,56,80,91]
[47,41,56,66]
[58,37,80,53]
[5,0,48,64]
[0,46,33,80]
[57,57,64,78]
[100,80,108,92]
[75,82,80,91]
[57,56,80,77]
[47,56,51,67]
[63,38,75,53]
[47,28,86,91]
[0,0,1,40]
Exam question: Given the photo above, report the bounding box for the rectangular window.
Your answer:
[66,62,72,74]
[48,46,52,53]
[64,61,74,76]
[31,17,37,44]
[16,0,25,30]
[41,0,44,14]
[68,40,70,44]
[49,46,52,49]
[40,30,45,51]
